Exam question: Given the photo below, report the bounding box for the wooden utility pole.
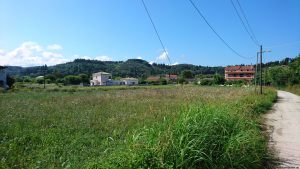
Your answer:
[260,45,263,94]
[255,52,258,93]
[44,64,46,89]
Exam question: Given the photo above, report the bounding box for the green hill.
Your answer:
[6,59,224,78]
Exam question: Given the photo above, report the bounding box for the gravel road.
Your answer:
[264,90,300,168]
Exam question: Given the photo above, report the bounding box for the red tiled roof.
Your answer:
[146,76,160,82]
[166,74,178,79]
[225,65,254,71]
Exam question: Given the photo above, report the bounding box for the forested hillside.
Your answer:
[6,59,224,78]
[264,55,300,86]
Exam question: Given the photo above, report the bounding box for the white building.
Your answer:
[90,72,139,86]
[0,66,8,89]
[90,72,112,86]
[120,78,138,86]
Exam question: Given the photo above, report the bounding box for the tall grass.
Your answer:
[96,88,276,169]
[285,84,300,96]
[0,86,276,168]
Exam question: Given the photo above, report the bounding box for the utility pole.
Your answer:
[260,45,263,94]
[255,52,259,93]
[43,64,47,89]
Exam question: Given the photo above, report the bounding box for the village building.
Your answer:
[90,72,138,86]
[165,74,178,82]
[225,65,255,82]
[0,66,8,89]
[90,72,112,86]
[120,78,139,85]
[146,76,161,84]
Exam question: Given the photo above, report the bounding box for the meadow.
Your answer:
[0,85,276,168]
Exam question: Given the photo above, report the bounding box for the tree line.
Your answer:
[4,55,300,87]
[262,54,300,87]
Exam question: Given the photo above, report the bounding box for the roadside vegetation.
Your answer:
[0,86,276,168]
[261,55,300,95]
[285,84,300,96]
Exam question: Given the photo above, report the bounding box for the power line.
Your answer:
[141,0,172,65]
[188,0,254,60]
[236,0,260,45]
[230,0,260,46]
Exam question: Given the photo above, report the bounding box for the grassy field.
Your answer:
[285,84,300,96]
[0,85,276,168]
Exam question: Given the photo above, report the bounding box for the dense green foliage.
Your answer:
[6,75,15,89]
[263,55,300,87]
[0,86,276,168]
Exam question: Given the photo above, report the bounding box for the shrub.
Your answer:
[160,78,167,85]
[64,75,82,85]
[7,75,15,89]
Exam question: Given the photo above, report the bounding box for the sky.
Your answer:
[0,0,299,67]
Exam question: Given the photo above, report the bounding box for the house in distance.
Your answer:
[90,72,112,86]
[120,78,138,85]
[225,65,255,82]
[90,72,138,86]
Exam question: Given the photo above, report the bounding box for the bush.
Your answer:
[64,75,82,85]
[200,79,213,86]
[7,75,15,89]
[213,74,225,85]
[56,78,65,84]
[36,77,44,84]
[178,77,186,84]
[160,78,167,85]
[79,73,89,84]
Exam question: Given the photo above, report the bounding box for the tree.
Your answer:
[213,74,225,85]
[23,76,33,83]
[178,77,186,84]
[36,77,44,84]
[181,70,193,79]
[160,78,167,85]
[289,55,300,85]
[6,75,15,89]
[78,73,89,84]
[45,74,57,83]
[64,75,82,85]
[200,79,213,86]
[268,66,290,86]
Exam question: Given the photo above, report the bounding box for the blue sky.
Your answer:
[0,0,299,67]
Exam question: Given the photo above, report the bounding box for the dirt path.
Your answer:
[264,90,300,167]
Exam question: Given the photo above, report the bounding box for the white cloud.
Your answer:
[95,55,112,61]
[158,51,168,61]
[47,44,63,50]
[149,50,171,65]
[0,49,6,56]
[137,56,143,59]
[0,41,68,67]
[172,62,179,65]
[42,51,63,58]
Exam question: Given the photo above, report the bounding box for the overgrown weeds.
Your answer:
[0,86,276,168]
